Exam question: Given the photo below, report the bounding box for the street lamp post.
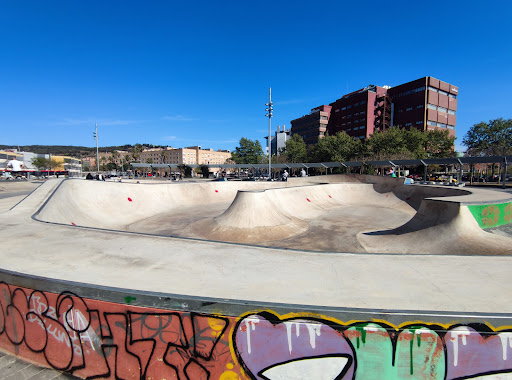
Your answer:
[93,123,99,173]
[265,87,273,180]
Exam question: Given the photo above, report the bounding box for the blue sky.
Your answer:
[1,1,511,152]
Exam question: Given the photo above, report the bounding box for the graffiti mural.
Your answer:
[0,282,512,379]
[233,312,512,380]
[0,282,241,379]
[468,201,512,228]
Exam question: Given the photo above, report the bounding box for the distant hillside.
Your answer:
[0,144,168,157]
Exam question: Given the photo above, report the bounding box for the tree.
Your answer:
[284,134,307,163]
[231,138,264,164]
[425,129,456,158]
[31,157,49,171]
[312,132,362,162]
[463,118,512,156]
[365,127,413,160]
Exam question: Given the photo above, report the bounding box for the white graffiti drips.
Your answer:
[499,333,512,361]
[285,321,323,354]
[242,317,260,355]
[306,323,322,349]
[285,322,299,354]
[450,327,470,367]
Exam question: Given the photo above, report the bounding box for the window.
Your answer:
[346,128,351,131]
[335,109,340,112]
[448,110,456,115]
[416,121,423,125]
[342,107,346,110]
[416,104,424,109]
[449,94,457,99]
[405,122,412,126]
[438,107,447,113]
[347,105,352,109]
[437,123,447,128]
[406,107,413,111]
[428,86,438,93]
[428,121,436,126]
[439,90,448,96]
[447,125,455,129]
[427,104,437,110]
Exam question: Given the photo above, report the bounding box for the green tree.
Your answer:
[312,132,362,162]
[231,138,264,164]
[284,134,307,163]
[366,127,413,160]
[462,118,512,156]
[31,157,49,171]
[425,129,456,158]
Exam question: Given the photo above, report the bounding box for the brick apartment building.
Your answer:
[291,76,458,144]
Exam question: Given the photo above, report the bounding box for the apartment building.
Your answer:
[290,76,458,144]
[139,146,231,166]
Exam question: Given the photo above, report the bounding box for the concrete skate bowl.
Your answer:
[2,177,512,379]
[34,175,512,255]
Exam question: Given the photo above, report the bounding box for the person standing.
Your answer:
[282,169,289,181]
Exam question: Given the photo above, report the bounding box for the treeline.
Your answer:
[0,144,168,157]
[231,127,456,164]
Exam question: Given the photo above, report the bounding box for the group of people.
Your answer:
[281,168,307,181]
[85,173,105,181]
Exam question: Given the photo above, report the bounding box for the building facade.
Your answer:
[265,125,291,155]
[327,85,390,140]
[387,77,457,137]
[290,76,458,144]
[290,105,331,145]
[138,146,231,166]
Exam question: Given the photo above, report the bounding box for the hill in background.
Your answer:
[0,144,168,157]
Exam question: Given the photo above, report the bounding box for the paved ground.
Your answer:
[0,350,76,380]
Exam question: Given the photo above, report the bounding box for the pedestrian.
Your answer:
[282,169,289,181]
[301,168,307,177]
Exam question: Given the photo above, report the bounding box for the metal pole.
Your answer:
[95,123,99,174]
[265,87,273,180]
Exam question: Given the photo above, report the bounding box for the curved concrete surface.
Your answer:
[2,176,512,379]
[0,175,511,312]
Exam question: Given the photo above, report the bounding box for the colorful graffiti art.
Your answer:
[233,312,512,380]
[468,201,512,228]
[1,282,512,379]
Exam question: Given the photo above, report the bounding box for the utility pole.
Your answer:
[265,88,273,180]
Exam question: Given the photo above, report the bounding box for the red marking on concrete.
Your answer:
[128,197,133,202]
[215,190,219,193]
[328,195,332,198]
[71,222,76,226]
[386,195,389,197]
[306,198,311,202]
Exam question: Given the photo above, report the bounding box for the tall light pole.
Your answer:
[265,87,273,180]
[93,123,99,173]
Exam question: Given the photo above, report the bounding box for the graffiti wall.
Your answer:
[0,282,511,379]
[468,201,512,228]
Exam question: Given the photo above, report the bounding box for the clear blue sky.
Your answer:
[1,0,511,152]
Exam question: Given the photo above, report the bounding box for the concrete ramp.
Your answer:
[30,177,512,255]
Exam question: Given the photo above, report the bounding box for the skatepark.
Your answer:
[1,175,512,379]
